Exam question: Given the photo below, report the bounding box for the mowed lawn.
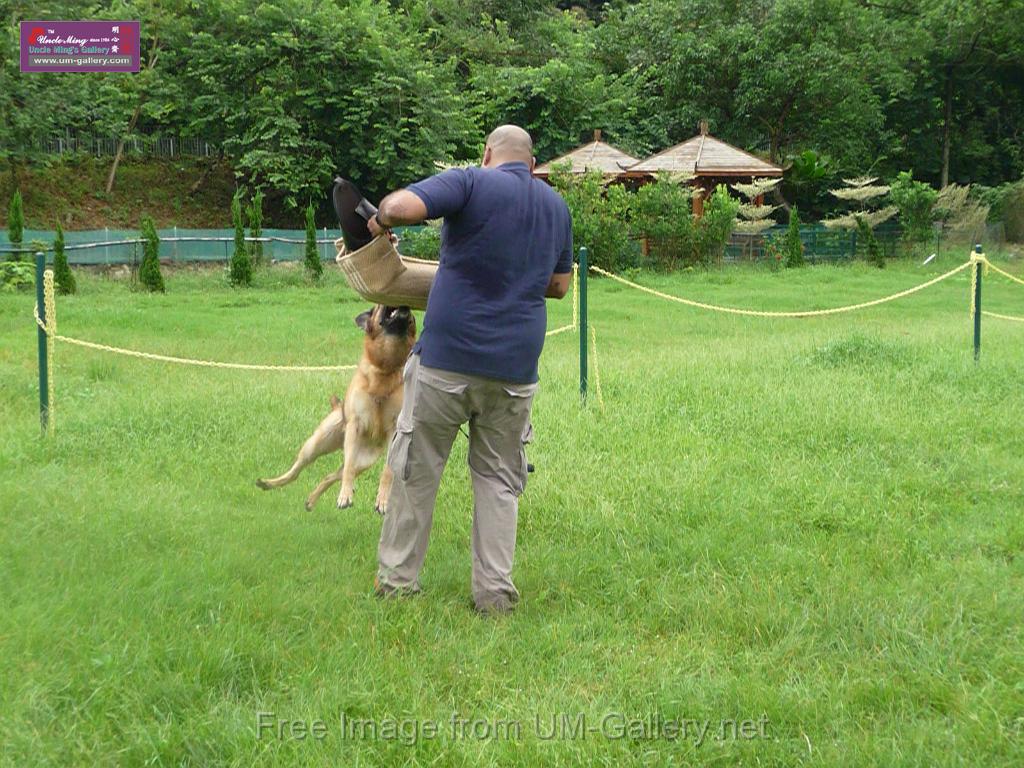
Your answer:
[1,256,1023,767]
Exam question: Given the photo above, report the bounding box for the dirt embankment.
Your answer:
[0,157,285,230]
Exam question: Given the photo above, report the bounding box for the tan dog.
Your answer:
[256,305,416,512]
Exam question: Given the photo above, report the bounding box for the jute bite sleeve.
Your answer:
[335,235,437,311]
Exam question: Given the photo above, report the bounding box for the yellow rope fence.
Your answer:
[982,310,1024,323]
[29,251,1022,429]
[544,261,579,337]
[971,253,1024,322]
[984,259,1024,288]
[32,273,358,372]
[32,262,579,375]
[42,271,55,433]
[589,323,605,412]
[589,261,974,318]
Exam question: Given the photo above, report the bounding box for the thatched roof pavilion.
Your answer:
[626,122,782,215]
[533,130,640,180]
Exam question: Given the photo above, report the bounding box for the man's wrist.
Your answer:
[374,211,388,229]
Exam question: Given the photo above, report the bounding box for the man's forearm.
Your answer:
[545,273,570,299]
[377,190,429,227]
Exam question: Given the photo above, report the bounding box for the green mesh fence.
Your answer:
[0,228,357,265]
[2,224,904,266]
[724,222,903,263]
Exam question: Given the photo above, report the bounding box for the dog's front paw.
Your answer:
[337,490,354,509]
[374,499,387,516]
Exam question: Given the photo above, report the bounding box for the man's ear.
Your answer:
[481,146,491,168]
[354,308,373,331]
[529,156,536,172]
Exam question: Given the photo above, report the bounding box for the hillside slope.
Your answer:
[0,158,312,230]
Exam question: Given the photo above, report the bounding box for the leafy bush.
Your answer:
[856,216,884,268]
[783,149,835,219]
[633,175,695,269]
[7,190,24,259]
[889,171,937,243]
[53,221,76,295]
[228,192,252,287]
[763,233,784,271]
[550,169,737,270]
[695,185,739,266]
[550,164,635,271]
[1005,185,1024,243]
[975,179,1024,242]
[0,261,34,292]
[784,207,805,268]
[398,224,441,260]
[303,203,322,282]
[138,216,165,292]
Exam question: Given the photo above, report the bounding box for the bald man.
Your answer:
[367,125,573,614]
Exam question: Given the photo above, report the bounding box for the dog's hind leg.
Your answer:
[256,405,346,490]
[304,466,344,511]
[337,425,385,510]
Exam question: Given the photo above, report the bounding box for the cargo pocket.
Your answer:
[498,386,536,496]
[417,367,470,395]
[501,382,539,402]
[387,425,414,482]
[514,421,534,495]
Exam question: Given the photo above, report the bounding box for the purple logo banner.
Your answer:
[20,21,140,73]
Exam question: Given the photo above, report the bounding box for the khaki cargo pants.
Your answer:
[377,352,535,608]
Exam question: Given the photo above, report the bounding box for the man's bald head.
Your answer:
[482,125,535,169]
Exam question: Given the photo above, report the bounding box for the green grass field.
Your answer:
[2,256,1023,766]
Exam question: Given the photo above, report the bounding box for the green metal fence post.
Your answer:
[973,243,983,362]
[578,247,588,405]
[35,251,49,435]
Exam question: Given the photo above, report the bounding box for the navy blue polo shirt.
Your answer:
[406,161,573,384]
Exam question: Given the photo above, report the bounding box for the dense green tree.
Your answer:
[98,0,193,193]
[2,0,1023,225]
[248,189,264,266]
[597,0,893,167]
[138,215,165,292]
[695,185,740,265]
[182,0,475,207]
[824,177,896,267]
[53,221,76,294]
[861,0,1024,187]
[303,202,322,282]
[549,165,635,270]
[783,206,804,268]
[0,1,93,185]
[889,171,939,243]
[7,190,23,255]
[632,175,695,268]
[228,192,251,286]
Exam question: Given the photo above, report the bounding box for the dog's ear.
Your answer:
[354,309,373,331]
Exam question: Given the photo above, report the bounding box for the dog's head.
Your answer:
[355,305,415,338]
[355,305,416,370]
